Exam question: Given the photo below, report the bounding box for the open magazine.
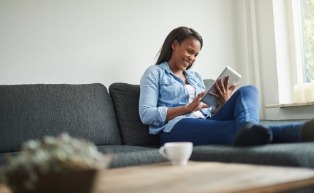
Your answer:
[200,66,242,108]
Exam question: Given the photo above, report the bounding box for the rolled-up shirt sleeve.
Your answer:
[139,66,167,127]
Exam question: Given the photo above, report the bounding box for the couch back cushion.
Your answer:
[203,79,215,90]
[0,83,121,153]
[109,83,160,147]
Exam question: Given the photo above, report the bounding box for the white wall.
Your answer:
[3,0,310,120]
[0,0,237,88]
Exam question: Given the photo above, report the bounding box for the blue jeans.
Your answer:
[160,85,303,146]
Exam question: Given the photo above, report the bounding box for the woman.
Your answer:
[139,26,314,146]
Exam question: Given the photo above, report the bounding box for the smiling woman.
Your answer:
[166,38,201,84]
[156,27,203,69]
[138,26,314,147]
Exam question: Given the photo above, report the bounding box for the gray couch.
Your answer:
[0,83,314,169]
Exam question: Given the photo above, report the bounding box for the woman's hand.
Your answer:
[186,91,209,112]
[166,91,208,121]
[210,75,238,106]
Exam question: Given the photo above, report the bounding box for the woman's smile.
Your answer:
[183,60,190,67]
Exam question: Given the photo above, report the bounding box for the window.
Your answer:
[297,0,314,83]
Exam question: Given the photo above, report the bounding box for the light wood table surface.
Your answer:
[94,161,314,193]
[1,161,314,193]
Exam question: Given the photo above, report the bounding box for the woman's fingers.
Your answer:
[229,83,239,91]
[201,103,209,108]
[223,75,229,89]
[189,92,209,111]
[196,91,206,99]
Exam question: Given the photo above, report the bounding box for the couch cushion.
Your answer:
[108,149,167,168]
[109,83,160,147]
[0,146,164,168]
[0,83,121,153]
[203,79,215,90]
[191,142,314,169]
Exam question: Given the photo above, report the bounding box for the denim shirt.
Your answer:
[139,62,212,135]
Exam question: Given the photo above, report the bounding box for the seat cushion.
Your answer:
[0,83,121,153]
[0,146,164,168]
[191,142,314,169]
[97,145,166,168]
[109,83,160,147]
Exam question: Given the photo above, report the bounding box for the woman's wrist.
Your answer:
[184,104,193,114]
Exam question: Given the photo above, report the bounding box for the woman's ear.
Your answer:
[171,40,179,50]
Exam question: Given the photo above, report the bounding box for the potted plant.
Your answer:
[0,133,112,193]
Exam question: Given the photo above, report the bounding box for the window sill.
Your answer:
[265,102,314,108]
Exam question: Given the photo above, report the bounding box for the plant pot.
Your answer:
[6,169,100,193]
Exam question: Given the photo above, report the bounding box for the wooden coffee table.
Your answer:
[1,161,314,193]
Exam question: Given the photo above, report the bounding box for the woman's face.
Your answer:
[168,37,201,72]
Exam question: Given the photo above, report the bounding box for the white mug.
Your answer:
[159,142,193,165]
